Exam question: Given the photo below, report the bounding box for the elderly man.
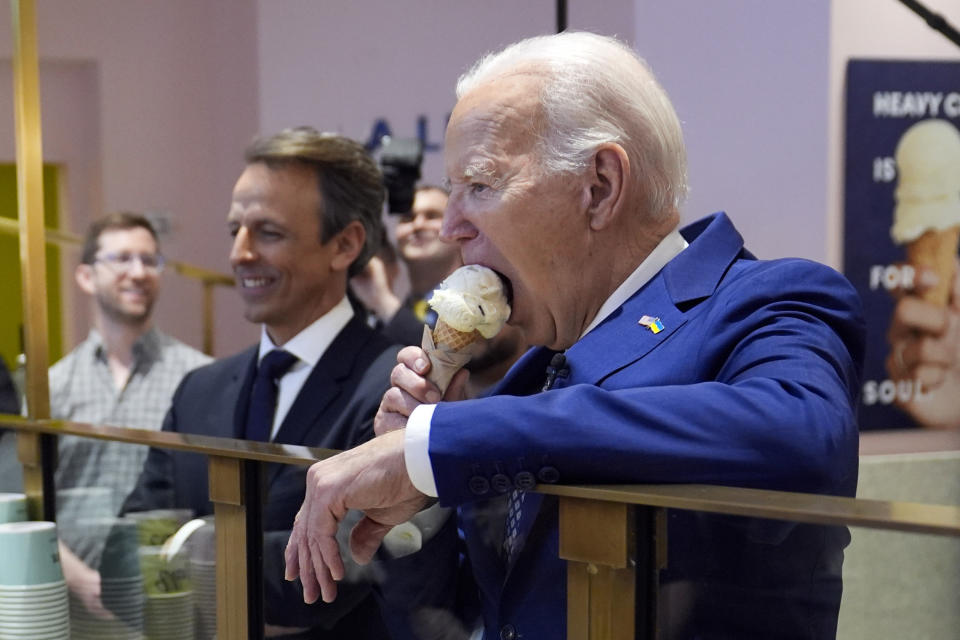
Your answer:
[126,128,399,638]
[286,33,864,640]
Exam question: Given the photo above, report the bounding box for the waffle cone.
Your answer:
[906,225,960,306]
[432,319,484,351]
[420,322,480,394]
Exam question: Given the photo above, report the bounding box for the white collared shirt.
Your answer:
[405,228,688,496]
[257,295,354,440]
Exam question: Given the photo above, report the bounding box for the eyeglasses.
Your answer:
[94,251,166,274]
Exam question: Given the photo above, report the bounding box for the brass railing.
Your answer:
[2,414,959,640]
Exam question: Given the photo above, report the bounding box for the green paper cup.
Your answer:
[126,509,194,546]
[0,494,27,524]
[139,546,191,596]
[0,522,63,586]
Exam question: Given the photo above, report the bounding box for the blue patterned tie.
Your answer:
[245,349,297,442]
[503,352,567,564]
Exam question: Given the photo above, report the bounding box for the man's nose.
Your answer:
[440,202,476,243]
[126,258,148,278]
[230,228,255,264]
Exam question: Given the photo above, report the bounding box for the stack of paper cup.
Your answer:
[185,519,216,640]
[141,546,194,640]
[0,493,27,524]
[0,521,70,639]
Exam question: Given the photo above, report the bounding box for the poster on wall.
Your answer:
[843,59,960,431]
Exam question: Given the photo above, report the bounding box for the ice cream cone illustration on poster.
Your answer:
[890,119,960,306]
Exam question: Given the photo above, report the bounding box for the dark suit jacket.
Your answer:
[124,315,399,637]
[391,212,865,640]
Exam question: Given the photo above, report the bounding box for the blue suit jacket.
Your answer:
[411,213,865,640]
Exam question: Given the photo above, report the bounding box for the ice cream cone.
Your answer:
[421,324,476,394]
[906,225,960,306]
[421,264,511,394]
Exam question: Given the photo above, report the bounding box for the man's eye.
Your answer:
[470,183,488,194]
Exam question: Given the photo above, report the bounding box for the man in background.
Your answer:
[52,212,211,613]
[125,127,399,639]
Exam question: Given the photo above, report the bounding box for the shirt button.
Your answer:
[500,624,517,640]
[537,466,560,484]
[514,471,536,490]
[468,476,490,495]
[491,473,512,493]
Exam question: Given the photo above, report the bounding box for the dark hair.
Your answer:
[80,212,159,265]
[244,127,385,277]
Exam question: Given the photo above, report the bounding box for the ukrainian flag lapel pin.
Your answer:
[638,315,664,334]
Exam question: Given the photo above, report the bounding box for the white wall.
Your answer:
[827,0,960,269]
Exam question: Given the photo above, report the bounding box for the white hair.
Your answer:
[456,31,688,219]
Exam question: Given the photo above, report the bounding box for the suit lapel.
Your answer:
[267,318,372,483]
[489,346,557,397]
[506,213,747,576]
[558,212,746,389]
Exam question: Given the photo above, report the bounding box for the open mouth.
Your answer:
[492,269,514,307]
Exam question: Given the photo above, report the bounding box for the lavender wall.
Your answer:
[634,0,832,262]
[256,0,635,186]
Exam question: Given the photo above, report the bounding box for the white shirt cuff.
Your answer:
[404,403,438,497]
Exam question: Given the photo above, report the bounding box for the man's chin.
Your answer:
[104,305,153,326]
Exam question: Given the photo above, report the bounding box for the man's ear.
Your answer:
[75,264,96,295]
[585,143,630,231]
[329,221,366,272]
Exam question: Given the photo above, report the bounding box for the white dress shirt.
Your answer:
[405,228,689,496]
[256,295,354,441]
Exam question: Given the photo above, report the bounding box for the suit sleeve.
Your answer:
[429,261,866,505]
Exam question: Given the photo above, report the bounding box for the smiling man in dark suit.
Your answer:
[124,127,399,639]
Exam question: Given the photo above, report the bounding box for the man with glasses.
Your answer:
[51,211,211,616]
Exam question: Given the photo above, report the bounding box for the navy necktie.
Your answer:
[245,349,298,442]
[504,352,568,564]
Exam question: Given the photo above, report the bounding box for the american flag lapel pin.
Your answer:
[638,315,664,334]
